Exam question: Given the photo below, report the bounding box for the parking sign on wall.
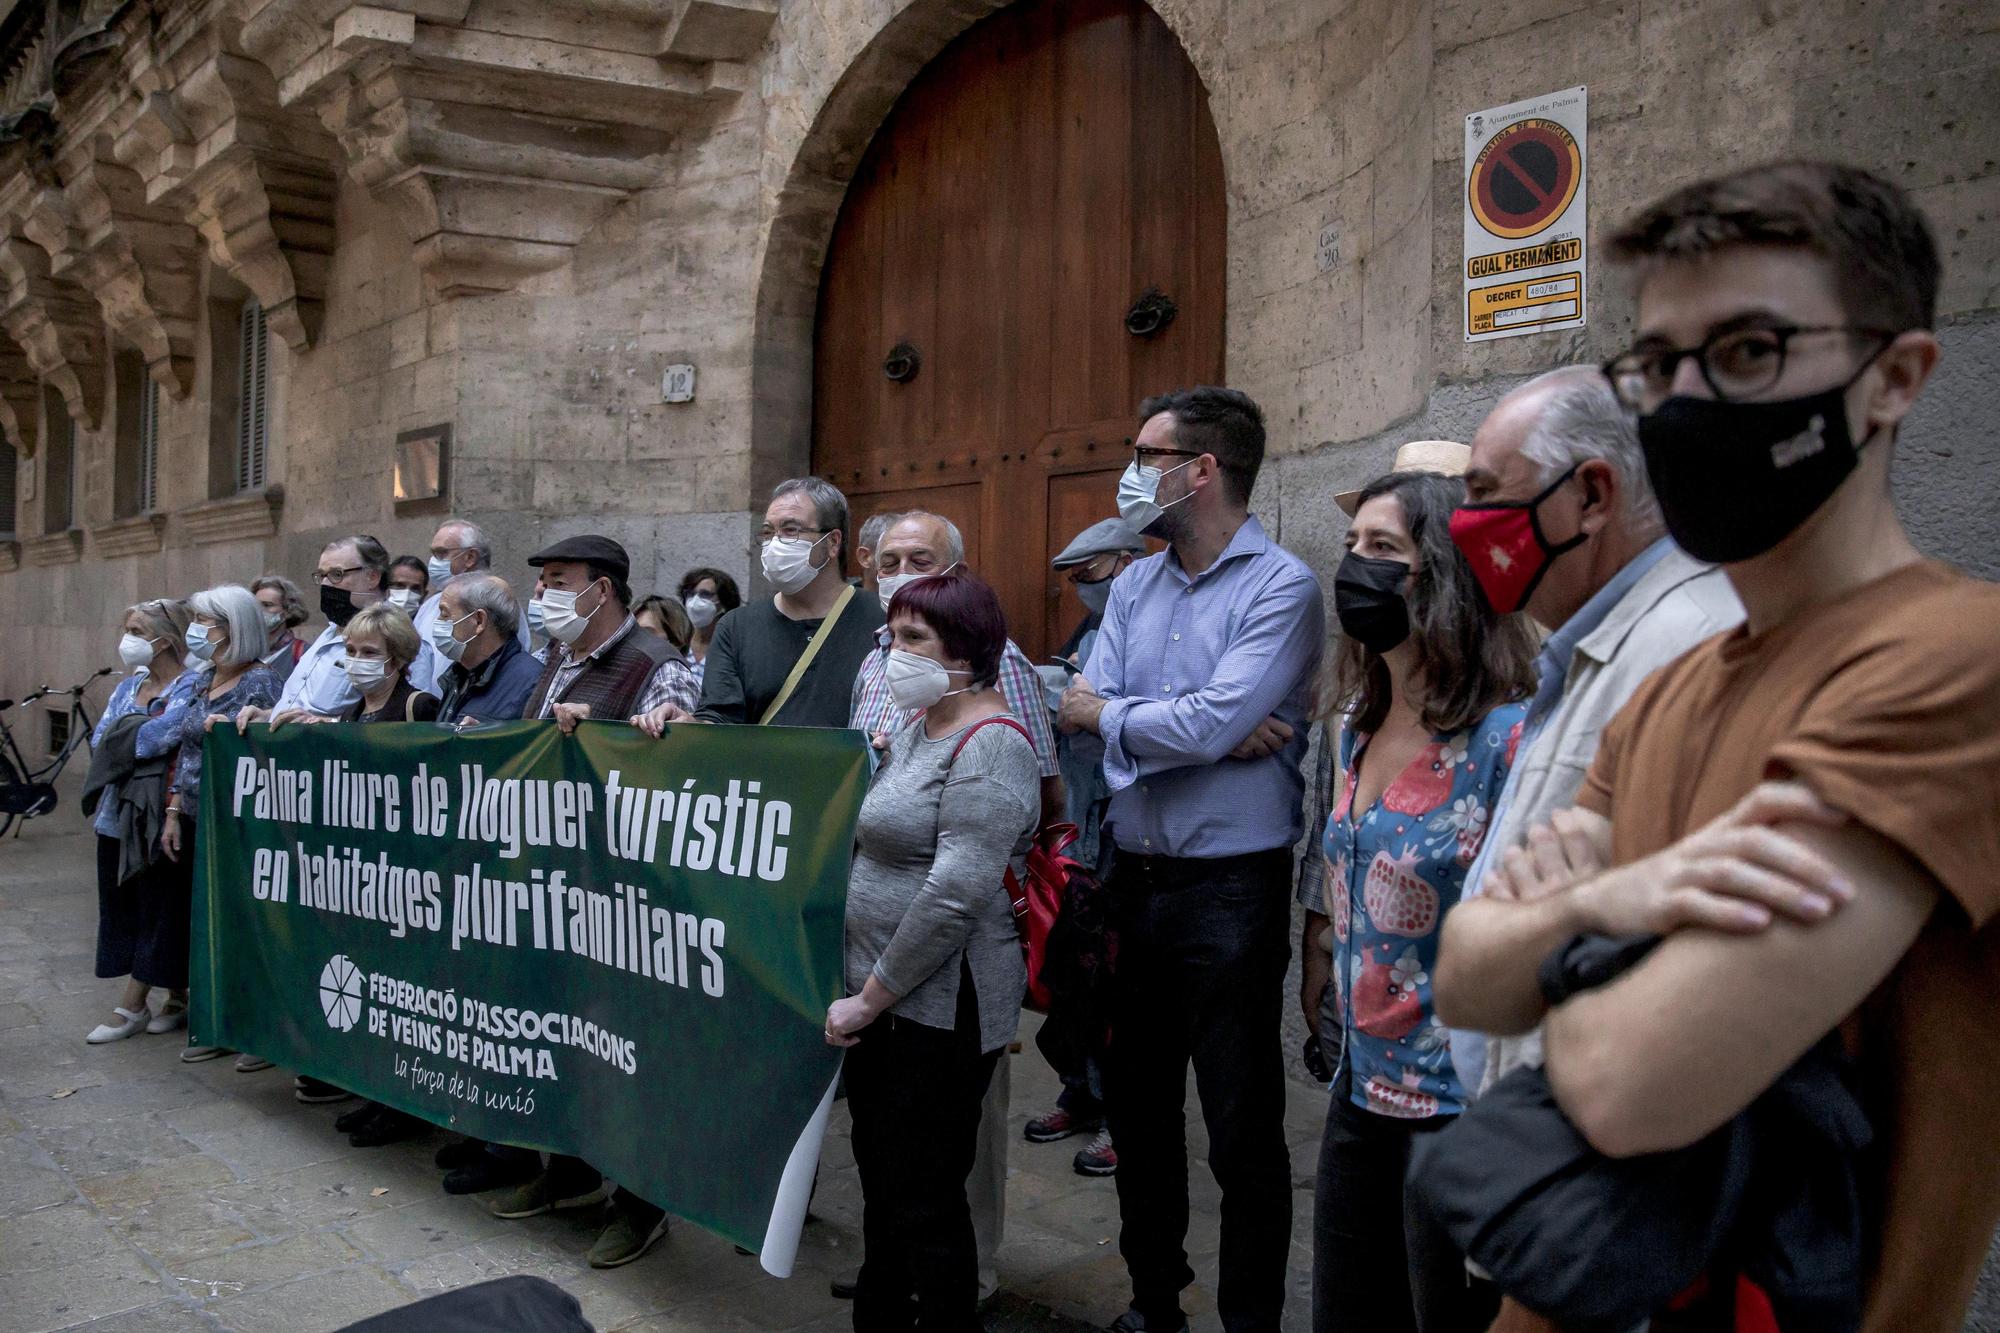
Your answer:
[1464,86,1587,343]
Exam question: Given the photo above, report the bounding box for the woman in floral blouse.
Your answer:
[1314,467,1537,1333]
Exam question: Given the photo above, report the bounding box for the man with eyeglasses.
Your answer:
[632,477,885,733]
[236,535,390,729]
[1056,387,1323,1333]
[406,518,532,693]
[1425,163,2000,1330]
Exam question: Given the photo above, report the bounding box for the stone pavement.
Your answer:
[0,818,1322,1333]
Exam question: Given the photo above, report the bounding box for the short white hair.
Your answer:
[441,518,494,568]
[186,584,267,668]
[890,510,966,565]
[1516,366,1664,533]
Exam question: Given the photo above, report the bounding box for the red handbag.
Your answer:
[948,716,1072,1012]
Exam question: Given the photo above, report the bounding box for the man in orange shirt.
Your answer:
[1433,161,2000,1329]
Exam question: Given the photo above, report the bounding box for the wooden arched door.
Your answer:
[811,0,1224,661]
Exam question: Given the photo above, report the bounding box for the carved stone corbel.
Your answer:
[0,340,39,457]
[235,0,749,299]
[49,137,203,398]
[0,218,106,430]
[115,36,338,352]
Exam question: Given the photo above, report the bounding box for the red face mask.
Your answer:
[1448,463,1584,614]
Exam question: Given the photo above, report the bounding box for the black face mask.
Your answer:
[319,584,359,627]
[1334,552,1412,653]
[1637,358,1882,564]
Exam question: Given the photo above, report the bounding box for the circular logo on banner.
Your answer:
[1469,118,1581,240]
[320,954,363,1032]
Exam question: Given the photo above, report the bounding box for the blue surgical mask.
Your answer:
[185,623,218,662]
[1115,458,1195,535]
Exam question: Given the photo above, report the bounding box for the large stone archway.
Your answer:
[745,0,1234,505]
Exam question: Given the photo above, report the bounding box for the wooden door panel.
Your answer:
[813,0,1223,660]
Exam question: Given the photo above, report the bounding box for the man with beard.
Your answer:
[1057,387,1323,1333]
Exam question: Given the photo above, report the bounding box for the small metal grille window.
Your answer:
[138,375,159,512]
[236,302,268,493]
[46,706,70,756]
[56,411,75,530]
[0,446,14,539]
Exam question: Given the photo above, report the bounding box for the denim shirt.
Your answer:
[90,671,171,838]
[1322,702,1526,1119]
[144,664,284,805]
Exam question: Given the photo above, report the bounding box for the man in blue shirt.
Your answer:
[1059,387,1324,1333]
[431,573,544,726]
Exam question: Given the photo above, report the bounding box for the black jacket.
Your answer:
[1407,933,1871,1332]
[81,712,172,885]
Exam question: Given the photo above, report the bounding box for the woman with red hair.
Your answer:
[826,571,1040,1332]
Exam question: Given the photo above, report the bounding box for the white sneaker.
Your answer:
[146,1005,187,1034]
[86,1006,151,1044]
[180,1045,227,1063]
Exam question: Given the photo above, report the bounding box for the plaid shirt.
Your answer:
[850,634,1060,778]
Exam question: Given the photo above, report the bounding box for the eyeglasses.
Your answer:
[313,565,366,584]
[1132,445,1201,469]
[428,545,465,560]
[1602,324,1895,412]
[757,525,825,544]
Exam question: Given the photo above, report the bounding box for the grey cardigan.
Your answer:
[844,713,1040,1052]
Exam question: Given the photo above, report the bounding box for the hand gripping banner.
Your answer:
[191,719,867,1275]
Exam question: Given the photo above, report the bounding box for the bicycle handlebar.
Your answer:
[22,667,116,702]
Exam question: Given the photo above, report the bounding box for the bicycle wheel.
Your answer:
[0,749,18,839]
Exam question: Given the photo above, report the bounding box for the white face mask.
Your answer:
[876,562,960,612]
[884,647,974,712]
[685,594,718,630]
[426,555,457,589]
[118,633,158,669]
[761,532,831,596]
[385,588,422,614]
[341,655,390,691]
[429,610,478,663]
[260,608,285,634]
[525,597,547,639]
[185,623,218,662]
[539,584,600,646]
[1115,458,1196,534]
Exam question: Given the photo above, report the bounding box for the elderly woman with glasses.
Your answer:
[139,585,285,1068]
[83,597,195,1045]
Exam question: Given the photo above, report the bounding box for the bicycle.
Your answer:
[0,667,115,838]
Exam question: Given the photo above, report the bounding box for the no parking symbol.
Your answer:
[1463,87,1588,342]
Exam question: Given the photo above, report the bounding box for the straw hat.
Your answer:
[1333,439,1472,516]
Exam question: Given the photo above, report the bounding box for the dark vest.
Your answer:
[525,628,663,720]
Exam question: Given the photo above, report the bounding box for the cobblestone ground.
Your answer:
[0,819,1322,1332]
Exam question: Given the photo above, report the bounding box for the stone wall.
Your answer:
[0,0,1994,747]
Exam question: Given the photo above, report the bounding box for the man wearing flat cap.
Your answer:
[1052,517,1147,665]
[484,534,696,1268]
[1018,516,1148,1180]
[520,535,697,735]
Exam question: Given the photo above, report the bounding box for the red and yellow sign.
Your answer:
[1468,118,1582,240]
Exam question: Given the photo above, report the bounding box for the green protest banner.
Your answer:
[190,719,866,1273]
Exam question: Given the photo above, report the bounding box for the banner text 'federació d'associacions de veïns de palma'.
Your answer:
[191,719,868,1274]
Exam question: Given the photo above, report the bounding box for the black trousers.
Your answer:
[1312,1072,1497,1333]
[95,831,194,990]
[1102,847,1294,1332]
[845,974,1000,1333]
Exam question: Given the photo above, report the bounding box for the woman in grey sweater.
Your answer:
[826,572,1039,1332]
